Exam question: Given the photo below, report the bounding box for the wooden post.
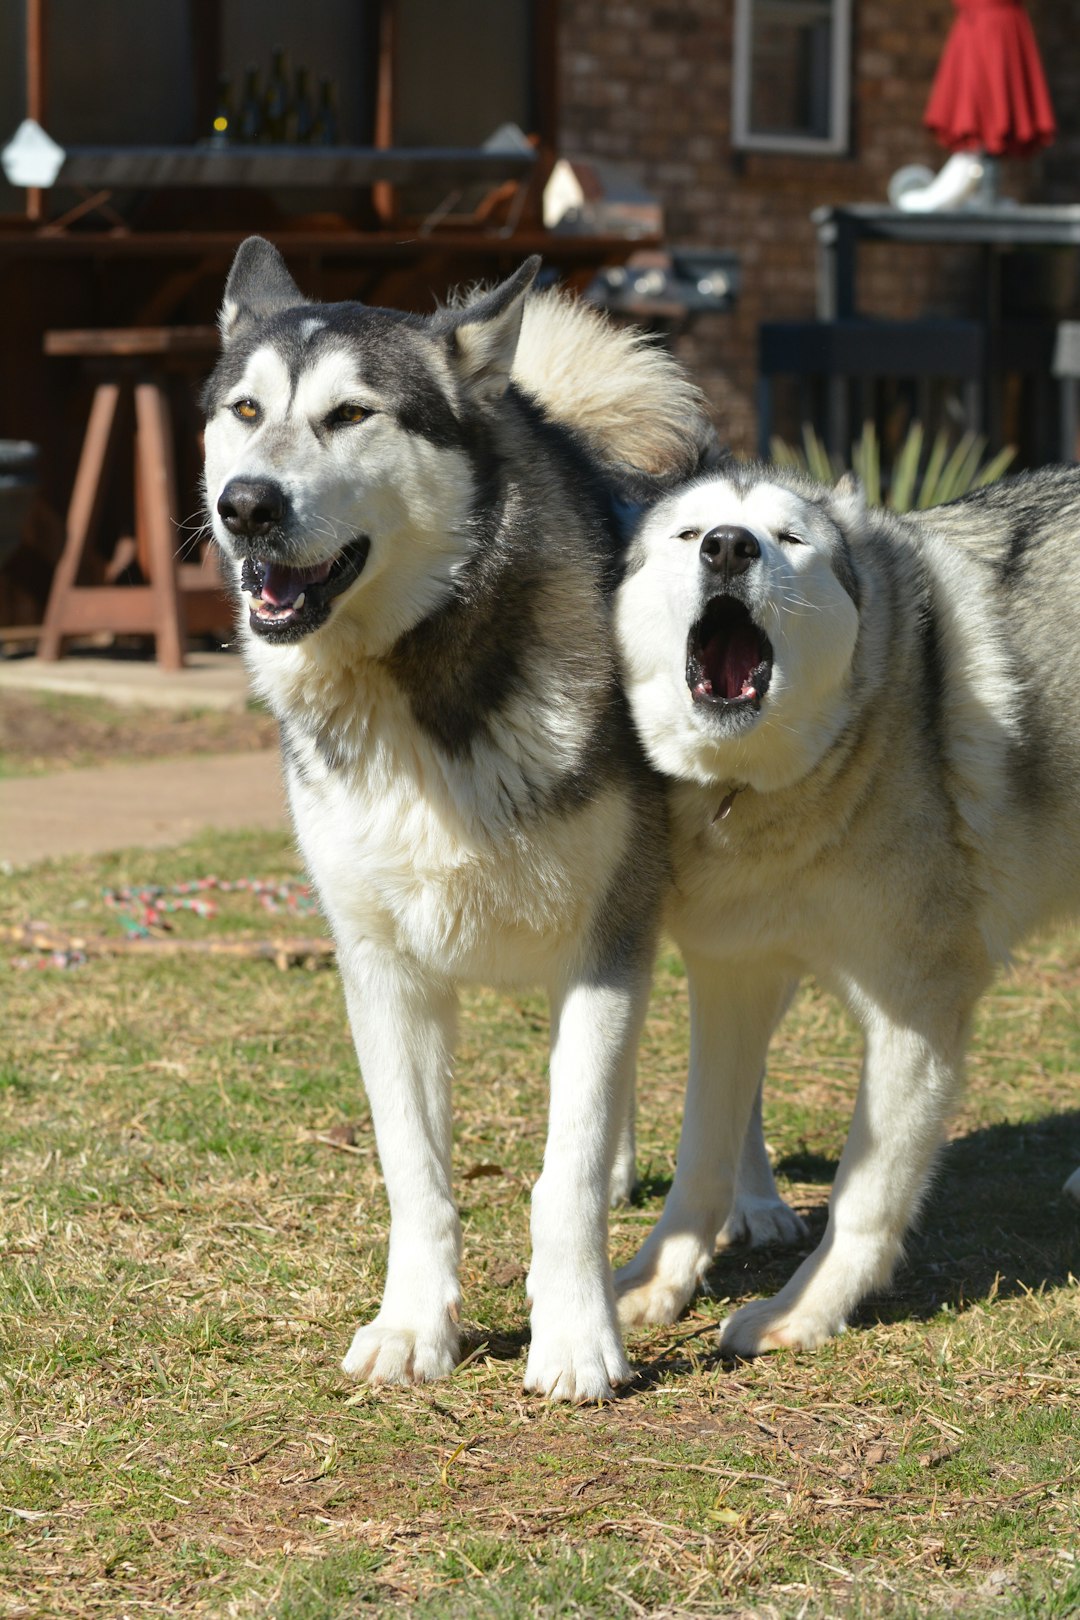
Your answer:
[189,0,223,144]
[38,382,122,660]
[134,380,186,671]
[528,0,559,230]
[25,0,47,222]
[372,0,396,225]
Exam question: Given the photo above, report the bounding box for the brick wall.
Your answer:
[559,0,1072,454]
[1036,0,1080,204]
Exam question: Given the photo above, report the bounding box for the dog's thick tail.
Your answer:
[512,287,720,484]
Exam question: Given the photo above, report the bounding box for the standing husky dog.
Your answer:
[614,462,1080,1355]
[202,238,711,1399]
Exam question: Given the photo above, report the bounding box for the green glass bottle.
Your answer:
[263,45,291,144]
[237,66,263,145]
[292,65,315,145]
[312,78,339,146]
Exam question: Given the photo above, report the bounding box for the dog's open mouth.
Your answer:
[240,538,370,642]
[686,595,773,712]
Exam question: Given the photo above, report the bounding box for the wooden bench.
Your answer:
[757,319,986,458]
[37,326,229,669]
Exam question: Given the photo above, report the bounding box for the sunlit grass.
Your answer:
[1,831,1077,1617]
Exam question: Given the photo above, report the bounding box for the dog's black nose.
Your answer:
[217,478,287,538]
[700,526,760,576]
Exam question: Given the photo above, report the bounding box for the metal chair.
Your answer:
[757,319,986,458]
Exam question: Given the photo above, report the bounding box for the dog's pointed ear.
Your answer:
[831,471,867,529]
[219,237,308,345]
[446,257,541,402]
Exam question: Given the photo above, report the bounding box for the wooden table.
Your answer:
[809,204,1080,454]
[812,203,1080,321]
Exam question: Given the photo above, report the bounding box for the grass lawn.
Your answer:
[0,689,275,779]
[1,829,1077,1618]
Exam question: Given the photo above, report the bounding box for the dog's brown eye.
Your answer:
[777,529,803,545]
[232,399,259,422]
[676,527,700,542]
[330,403,370,426]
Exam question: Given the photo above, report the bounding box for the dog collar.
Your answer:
[713,785,743,822]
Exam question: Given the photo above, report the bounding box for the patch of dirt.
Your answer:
[0,690,277,774]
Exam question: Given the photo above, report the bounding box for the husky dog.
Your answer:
[202,238,712,1399]
[614,462,1080,1355]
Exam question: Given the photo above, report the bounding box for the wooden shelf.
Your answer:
[39,144,537,192]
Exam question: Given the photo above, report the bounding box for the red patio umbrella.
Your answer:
[924,0,1056,157]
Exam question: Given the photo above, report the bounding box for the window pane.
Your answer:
[748,0,834,141]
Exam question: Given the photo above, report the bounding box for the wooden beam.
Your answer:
[44,326,219,357]
[134,380,185,670]
[38,380,122,661]
[25,0,47,221]
[189,0,222,144]
[372,0,396,224]
[517,0,560,232]
[42,585,159,634]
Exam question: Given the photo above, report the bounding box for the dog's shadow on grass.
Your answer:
[700,1108,1080,1330]
[457,1113,1078,1393]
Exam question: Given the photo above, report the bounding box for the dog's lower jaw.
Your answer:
[237,535,372,644]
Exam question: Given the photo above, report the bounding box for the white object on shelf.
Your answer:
[890,150,986,213]
[1,119,66,188]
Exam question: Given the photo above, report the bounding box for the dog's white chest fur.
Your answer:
[273,657,626,985]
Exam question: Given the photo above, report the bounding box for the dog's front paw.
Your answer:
[614,1231,710,1329]
[718,1294,843,1357]
[523,1317,630,1402]
[717,1193,808,1251]
[342,1314,459,1385]
[1064,1166,1080,1205]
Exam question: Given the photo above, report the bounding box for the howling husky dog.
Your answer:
[202,238,711,1399]
[614,462,1080,1356]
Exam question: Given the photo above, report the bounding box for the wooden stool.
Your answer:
[38,326,227,670]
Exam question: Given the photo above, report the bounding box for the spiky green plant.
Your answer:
[770,420,1016,511]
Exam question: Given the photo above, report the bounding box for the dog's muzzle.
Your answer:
[216,477,370,643]
[685,527,773,715]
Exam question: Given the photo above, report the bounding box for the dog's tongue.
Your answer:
[260,558,334,607]
[703,624,762,700]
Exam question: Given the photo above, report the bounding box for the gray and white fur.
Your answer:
[202,238,712,1399]
[614,461,1080,1354]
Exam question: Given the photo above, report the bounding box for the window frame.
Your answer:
[731,0,853,157]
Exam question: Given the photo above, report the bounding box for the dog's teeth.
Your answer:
[247,593,262,608]
[294,592,305,611]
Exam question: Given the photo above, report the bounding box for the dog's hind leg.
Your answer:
[338,942,463,1386]
[615,956,794,1329]
[717,1073,808,1250]
[720,995,975,1356]
[524,971,649,1401]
